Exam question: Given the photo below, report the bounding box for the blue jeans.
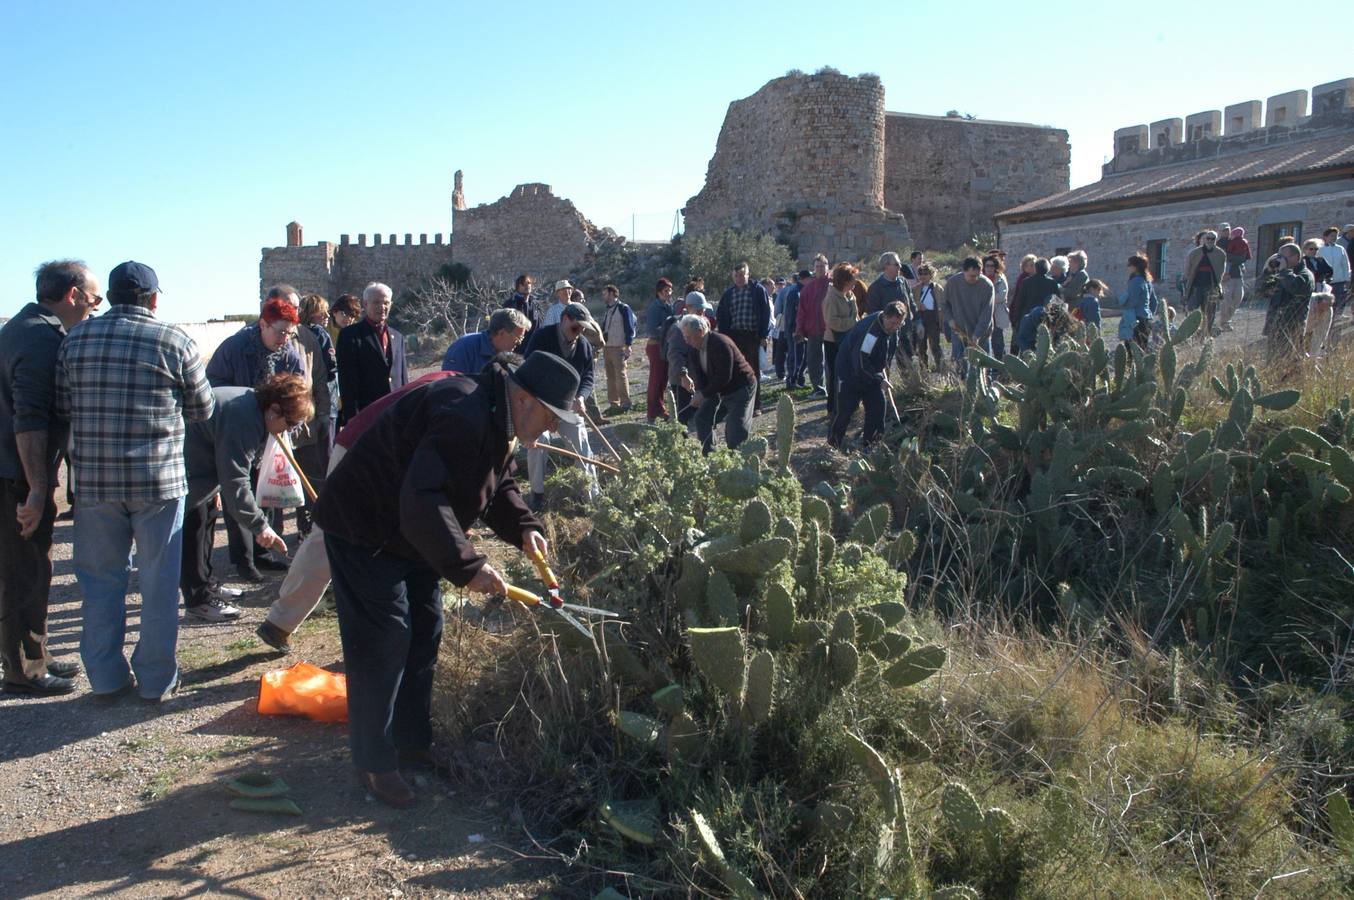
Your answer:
[74,497,185,698]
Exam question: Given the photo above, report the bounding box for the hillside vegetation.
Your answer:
[435,315,1354,898]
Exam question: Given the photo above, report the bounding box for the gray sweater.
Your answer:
[184,387,270,533]
[944,273,996,342]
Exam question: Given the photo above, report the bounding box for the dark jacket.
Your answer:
[782,284,803,336]
[523,323,594,398]
[304,323,338,419]
[184,387,269,533]
[336,317,408,425]
[205,324,305,390]
[716,281,772,336]
[314,365,541,586]
[0,303,67,482]
[835,312,898,387]
[866,274,914,317]
[690,331,755,397]
[503,291,535,337]
[1011,274,1060,330]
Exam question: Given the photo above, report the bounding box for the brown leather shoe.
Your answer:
[359,770,415,808]
[398,747,452,778]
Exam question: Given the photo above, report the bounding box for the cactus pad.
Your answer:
[848,504,892,546]
[828,640,860,687]
[884,644,946,687]
[599,798,659,845]
[710,537,793,576]
[762,583,795,649]
[854,610,887,644]
[706,572,741,625]
[830,609,857,644]
[874,631,913,659]
[688,626,745,696]
[744,649,776,725]
[617,711,662,748]
[739,499,772,544]
[777,394,796,471]
[869,601,908,627]
[941,782,984,835]
[651,684,685,717]
[801,495,832,527]
[715,468,761,500]
[664,712,703,763]
[690,809,760,897]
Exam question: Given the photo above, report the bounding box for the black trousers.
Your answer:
[228,459,282,568]
[829,377,886,448]
[0,477,56,684]
[293,415,334,534]
[180,496,220,607]
[673,384,697,427]
[772,335,787,378]
[325,531,443,774]
[824,339,841,414]
[727,330,762,412]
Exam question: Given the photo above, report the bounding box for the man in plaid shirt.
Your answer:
[715,262,771,415]
[56,261,214,702]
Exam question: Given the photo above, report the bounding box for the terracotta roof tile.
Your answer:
[999,130,1354,218]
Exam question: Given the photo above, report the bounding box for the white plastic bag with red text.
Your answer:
[255,433,305,508]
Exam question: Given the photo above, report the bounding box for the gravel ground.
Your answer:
[0,486,554,899]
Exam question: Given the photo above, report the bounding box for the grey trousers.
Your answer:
[693,382,754,453]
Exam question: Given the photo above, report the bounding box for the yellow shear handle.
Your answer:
[504,584,542,606]
[528,549,560,589]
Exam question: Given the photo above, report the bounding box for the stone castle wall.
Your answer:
[450,182,603,285]
[259,235,453,301]
[684,70,1067,263]
[683,70,910,265]
[884,113,1070,251]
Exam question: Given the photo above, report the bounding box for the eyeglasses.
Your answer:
[79,287,104,305]
[266,321,297,338]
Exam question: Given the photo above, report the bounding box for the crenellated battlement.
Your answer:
[1107,78,1354,175]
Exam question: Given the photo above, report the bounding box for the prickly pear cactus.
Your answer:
[688,626,746,696]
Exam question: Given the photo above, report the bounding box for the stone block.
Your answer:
[1266,90,1308,127]
[1184,110,1221,142]
[1313,79,1354,116]
[1224,101,1261,135]
[1149,118,1182,149]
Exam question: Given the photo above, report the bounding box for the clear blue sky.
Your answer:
[2,0,1342,322]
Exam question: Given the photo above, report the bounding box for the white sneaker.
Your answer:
[187,597,242,623]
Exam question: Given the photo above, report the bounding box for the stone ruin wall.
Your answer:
[884,113,1070,251]
[684,70,1070,263]
[683,71,910,265]
[450,180,605,286]
[259,232,453,302]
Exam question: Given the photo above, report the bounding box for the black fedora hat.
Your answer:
[510,352,580,425]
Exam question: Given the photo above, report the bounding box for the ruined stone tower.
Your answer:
[683,70,909,262]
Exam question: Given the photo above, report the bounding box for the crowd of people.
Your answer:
[2,219,1348,807]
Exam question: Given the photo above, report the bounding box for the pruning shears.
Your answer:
[495,549,620,639]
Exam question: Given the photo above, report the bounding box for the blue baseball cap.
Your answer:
[107,261,160,300]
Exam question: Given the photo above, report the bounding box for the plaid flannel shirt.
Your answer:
[724,285,760,332]
[56,304,215,502]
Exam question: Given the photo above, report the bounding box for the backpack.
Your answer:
[658,314,681,349]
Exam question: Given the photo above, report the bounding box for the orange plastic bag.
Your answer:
[257,662,348,722]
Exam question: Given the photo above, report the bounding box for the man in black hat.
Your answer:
[313,351,579,808]
[522,301,598,510]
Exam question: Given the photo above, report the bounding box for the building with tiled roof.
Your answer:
[996,79,1354,299]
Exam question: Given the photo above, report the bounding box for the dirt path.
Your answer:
[0,495,557,899]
